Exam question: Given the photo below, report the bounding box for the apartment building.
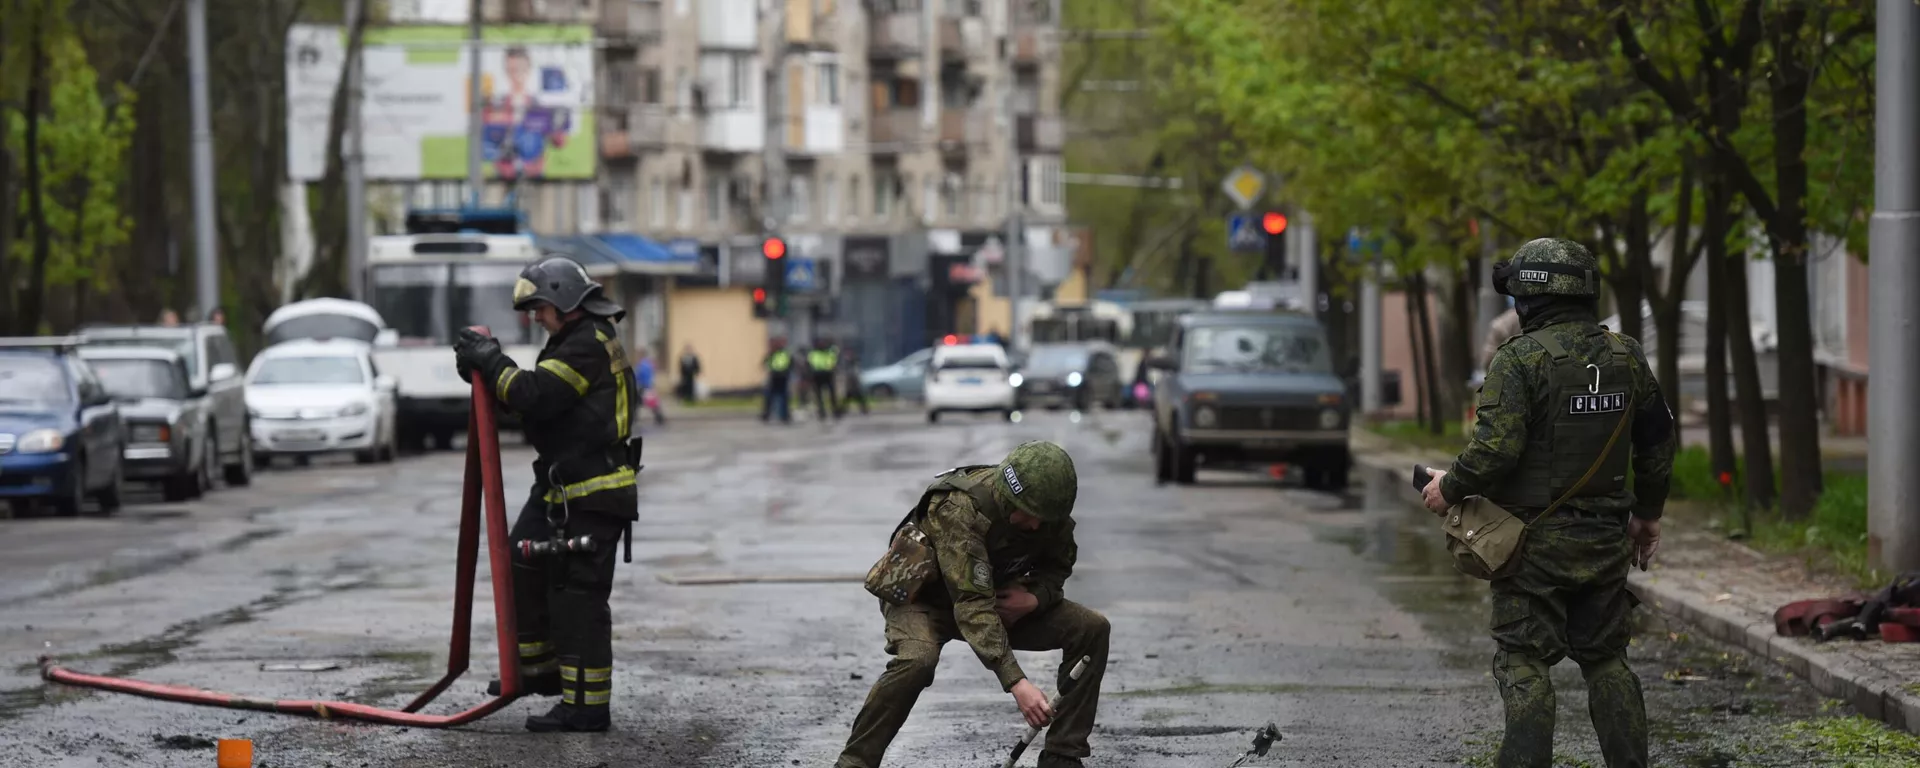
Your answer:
[384,0,1069,392]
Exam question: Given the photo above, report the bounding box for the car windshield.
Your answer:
[0,354,70,405]
[84,335,197,375]
[251,356,365,386]
[1024,346,1090,373]
[938,355,1003,370]
[1182,324,1332,374]
[90,358,187,400]
[265,314,382,346]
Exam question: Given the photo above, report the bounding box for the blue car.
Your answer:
[0,337,127,516]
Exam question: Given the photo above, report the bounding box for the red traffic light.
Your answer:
[752,288,767,302]
[762,238,786,260]
[1261,212,1288,235]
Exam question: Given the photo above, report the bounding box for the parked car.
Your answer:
[1015,342,1125,411]
[859,347,932,401]
[925,343,1017,423]
[77,323,252,486]
[246,339,399,465]
[262,298,395,349]
[1149,310,1353,490]
[0,337,126,515]
[78,346,212,501]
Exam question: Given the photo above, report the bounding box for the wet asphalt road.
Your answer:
[0,410,1862,767]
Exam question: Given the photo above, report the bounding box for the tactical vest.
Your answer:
[901,465,1002,532]
[808,347,839,372]
[768,350,793,372]
[1485,327,1636,509]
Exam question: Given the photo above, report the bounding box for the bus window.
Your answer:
[452,262,540,346]
[371,264,450,344]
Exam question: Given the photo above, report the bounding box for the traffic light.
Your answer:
[1262,211,1289,278]
[761,236,788,318]
[751,287,771,319]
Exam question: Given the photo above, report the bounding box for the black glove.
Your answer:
[453,328,506,383]
[456,354,476,384]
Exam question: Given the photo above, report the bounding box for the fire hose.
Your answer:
[40,326,528,728]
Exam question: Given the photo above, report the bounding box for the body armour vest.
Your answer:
[1485,326,1636,509]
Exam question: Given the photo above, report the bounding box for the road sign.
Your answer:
[785,258,818,291]
[1221,165,1266,210]
[1227,213,1268,253]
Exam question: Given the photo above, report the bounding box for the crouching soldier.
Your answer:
[839,440,1110,768]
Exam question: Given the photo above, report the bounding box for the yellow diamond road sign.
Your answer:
[1222,166,1266,210]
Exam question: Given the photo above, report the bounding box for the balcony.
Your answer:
[600,0,662,41]
[601,130,634,161]
[868,108,920,152]
[937,17,963,59]
[785,0,836,48]
[1016,115,1063,152]
[938,108,986,150]
[698,0,757,50]
[702,108,765,154]
[628,107,671,149]
[1011,27,1044,68]
[868,13,922,58]
[785,107,846,156]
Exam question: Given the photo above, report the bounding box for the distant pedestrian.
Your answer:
[206,306,226,326]
[762,337,794,424]
[676,343,702,403]
[1479,298,1520,371]
[157,309,182,327]
[806,337,842,422]
[633,346,665,426]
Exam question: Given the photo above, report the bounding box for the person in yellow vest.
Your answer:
[762,337,794,424]
[807,337,843,422]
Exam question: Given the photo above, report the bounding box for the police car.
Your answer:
[923,339,1016,423]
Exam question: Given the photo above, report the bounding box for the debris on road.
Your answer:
[152,733,216,749]
[1227,722,1283,767]
[260,661,342,672]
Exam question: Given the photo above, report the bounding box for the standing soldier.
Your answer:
[807,336,842,422]
[762,336,794,424]
[1420,238,1675,768]
[453,256,640,733]
[840,441,1110,768]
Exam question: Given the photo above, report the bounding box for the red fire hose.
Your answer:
[41,327,526,728]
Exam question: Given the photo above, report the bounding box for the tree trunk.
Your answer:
[1722,244,1777,512]
[1439,261,1475,418]
[1410,270,1445,435]
[1406,283,1429,429]
[1766,1,1823,520]
[1618,185,1655,342]
[1654,155,1699,400]
[18,5,51,334]
[1703,172,1739,508]
[298,2,369,299]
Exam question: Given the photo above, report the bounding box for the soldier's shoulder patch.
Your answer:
[966,559,994,595]
[1478,376,1501,408]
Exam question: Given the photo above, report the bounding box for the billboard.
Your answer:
[286,24,596,182]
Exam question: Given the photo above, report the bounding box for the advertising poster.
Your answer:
[286,24,596,181]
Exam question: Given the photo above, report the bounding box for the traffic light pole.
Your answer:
[763,0,789,337]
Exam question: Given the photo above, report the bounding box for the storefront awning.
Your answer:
[536,234,704,276]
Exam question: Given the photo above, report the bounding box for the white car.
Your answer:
[925,343,1017,423]
[246,339,399,464]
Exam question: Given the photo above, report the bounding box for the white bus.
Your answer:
[365,211,547,451]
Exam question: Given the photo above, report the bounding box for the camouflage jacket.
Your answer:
[1440,307,1677,520]
[920,467,1078,690]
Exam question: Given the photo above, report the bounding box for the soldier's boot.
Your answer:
[1492,650,1556,768]
[1580,655,1648,768]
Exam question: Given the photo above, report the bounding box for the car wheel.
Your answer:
[355,448,379,464]
[1320,463,1350,491]
[433,430,455,451]
[195,437,215,497]
[55,459,87,517]
[1170,435,1197,485]
[1152,429,1173,484]
[380,425,398,463]
[872,384,896,400]
[224,425,253,486]
[927,410,940,424]
[1003,409,1014,422]
[94,459,124,515]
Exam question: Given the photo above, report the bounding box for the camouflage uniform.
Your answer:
[1439,239,1677,768]
[839,446,1108,768]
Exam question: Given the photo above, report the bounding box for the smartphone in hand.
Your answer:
[1411,464,1434,491]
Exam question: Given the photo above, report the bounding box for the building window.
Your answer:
[943,174,960,218]
[730,54,754,107]
[823,174,839,223]
[607,172,635,229]
[706,174,725,225]
[641,68,661,105]
[816,62,840,107]
[873,171,893,218]
[1043,159,1063,206]
[677,186,693,230]
[922,176,937,224]
[648,178,666,228]
[790,175,812,224]
[846,173,861,224]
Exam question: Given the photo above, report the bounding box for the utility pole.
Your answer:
[1296,211,1316,316]
[186,0,218,318]
[466,0,484,207]
[1870,0,1920,571]
[344,0,368,301]
[763,0,789,339]
[1359,240,1382,416]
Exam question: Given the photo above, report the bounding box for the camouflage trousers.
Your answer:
[1489,513,1646,768]
[836,599,1110,768]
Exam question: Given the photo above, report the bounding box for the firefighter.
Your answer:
[454,256,639,733]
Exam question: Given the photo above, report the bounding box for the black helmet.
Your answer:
[512,256,625,320]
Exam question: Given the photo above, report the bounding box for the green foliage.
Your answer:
[1775,716,1920,767]
[1367,419,1466,456]
[1747,471,1877,588]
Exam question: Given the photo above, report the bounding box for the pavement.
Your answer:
[1352,429,1920,739]
[0,412,1890,766]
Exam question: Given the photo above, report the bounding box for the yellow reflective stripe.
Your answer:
[560,687,578,704]
[522,659,559,676]
[614,364,631,439]
[581,690,611,705]
[542,466,637,503]
[517,640,552,657]
[582,667,612,683]
[558,665,580,681]
[495,367,521,402]
[538,359,590,395]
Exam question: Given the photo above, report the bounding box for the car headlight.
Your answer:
[1008,373,1024,388]
[1320,408,1342,429]
[1066,372,1083,387]
[16,428,65,453]
[339,402,370,418]
[1193,406,1217,428]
